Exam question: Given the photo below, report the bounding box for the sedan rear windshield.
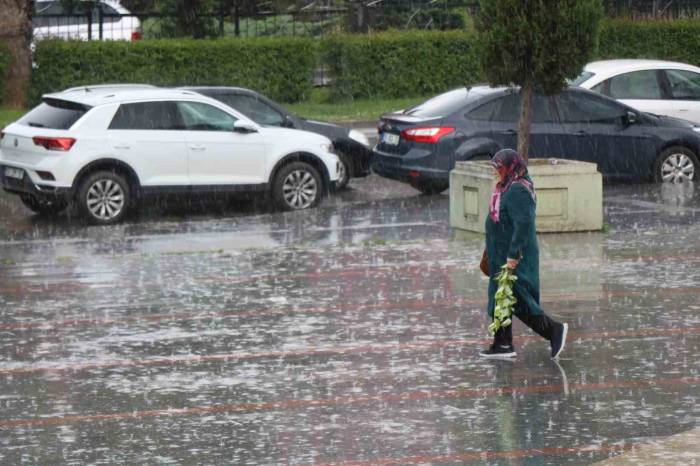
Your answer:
[18,98,91,130]
[403,88,483,119]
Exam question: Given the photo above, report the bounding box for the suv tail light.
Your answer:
[401,126,455,144]
[131,31,142,41]
[33,136,76,151]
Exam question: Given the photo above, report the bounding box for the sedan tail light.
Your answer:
[33,136,76,151]
[401,126,455,144]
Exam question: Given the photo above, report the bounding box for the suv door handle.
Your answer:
[189,145,206,151]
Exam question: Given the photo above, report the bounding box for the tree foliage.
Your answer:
[476,0,603,160]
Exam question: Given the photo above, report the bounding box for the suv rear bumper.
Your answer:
[0,165,72,202]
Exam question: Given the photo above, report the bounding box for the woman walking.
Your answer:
[480,149,568,359]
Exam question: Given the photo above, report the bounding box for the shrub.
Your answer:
[30,37,317,105]
[323,30,483,100]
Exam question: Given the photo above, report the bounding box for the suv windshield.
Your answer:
[404,88,482,119]
[18,98,91,130]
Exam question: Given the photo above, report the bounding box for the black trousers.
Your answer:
[494,313,560,346]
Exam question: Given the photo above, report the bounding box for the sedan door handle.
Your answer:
[189,145,206,151]
[113,144,131,149]
[501,129,516,135]
[574,131,588,136]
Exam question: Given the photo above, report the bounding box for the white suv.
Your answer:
[0,89,340,224]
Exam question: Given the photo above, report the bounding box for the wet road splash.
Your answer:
[0,177,699,465]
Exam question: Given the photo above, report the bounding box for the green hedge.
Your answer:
[30,37,317,105]
[599,19,700,65]
[0,42,10,103]
[27,20,700,107]
[323,30,483,100]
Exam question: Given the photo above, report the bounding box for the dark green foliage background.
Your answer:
[323,30,482,100]
[0,42,10,102]
[17,19,700,106]
[30,37,317,105]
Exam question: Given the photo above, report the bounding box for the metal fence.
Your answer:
[32,0,700,42]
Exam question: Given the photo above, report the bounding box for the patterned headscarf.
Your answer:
[489,148,536,223]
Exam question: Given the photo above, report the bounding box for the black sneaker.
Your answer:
[551,323,568,359]
[479,344,517,359]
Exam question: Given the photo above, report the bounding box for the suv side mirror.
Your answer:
[233,120,258,133]
[625,111,637,126]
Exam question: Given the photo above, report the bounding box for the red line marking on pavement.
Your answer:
[0,376,697,429]
[3,285,699,332]
[311,443,634,466]
[1,326,698,376]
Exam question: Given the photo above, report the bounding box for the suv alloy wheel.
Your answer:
[273,162,322,211]
[78,171,130,225]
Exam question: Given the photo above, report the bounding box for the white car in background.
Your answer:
[572,59,700,124]
[0,89,340,224]
[33,0,141,41]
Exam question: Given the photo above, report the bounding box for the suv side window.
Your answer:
[608,70,662,99]
[557,91,627,124]
[177,101,238,131]
[109,101,182,130]
[664,69,700,100]
[218,94,285,126]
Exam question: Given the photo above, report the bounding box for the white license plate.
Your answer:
[383,133,400,145]
[4,167,24,180]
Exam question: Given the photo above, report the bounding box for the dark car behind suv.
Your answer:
[182,86,372,190]
[373,86,700,193]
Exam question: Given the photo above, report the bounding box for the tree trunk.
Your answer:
[517,77,534,164]
[0,0,33,108]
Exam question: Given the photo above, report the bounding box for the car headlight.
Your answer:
[694,127,700,134]
[348,129,370,147]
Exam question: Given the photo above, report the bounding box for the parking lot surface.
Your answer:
[0,175,698,465]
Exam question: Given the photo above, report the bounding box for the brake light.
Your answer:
[401,126,455,144]
[33,136,76,151]
[131,31,142,41]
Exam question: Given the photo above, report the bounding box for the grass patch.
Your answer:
[0,108,25,128]
[287,89,430,123]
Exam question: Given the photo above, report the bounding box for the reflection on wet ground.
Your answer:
[0,175,698,465]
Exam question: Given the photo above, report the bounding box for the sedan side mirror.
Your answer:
[282,115,295,128]
[625,111,637,126]
[233,120,258,133]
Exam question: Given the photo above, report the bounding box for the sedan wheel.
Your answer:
[654,147,699,183]
[273,162,322,211]
[78,171,130,224]
[336,153,350,190]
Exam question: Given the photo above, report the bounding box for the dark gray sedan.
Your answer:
[373,86,700,194]
[182,86,372,189]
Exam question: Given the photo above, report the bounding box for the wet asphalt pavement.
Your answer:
[0,174,698,465]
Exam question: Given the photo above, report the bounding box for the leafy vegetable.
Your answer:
[488,265,517,335]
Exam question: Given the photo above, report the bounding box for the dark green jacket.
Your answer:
[485,181,544,318]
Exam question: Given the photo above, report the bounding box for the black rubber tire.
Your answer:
[653,146,700,183]
[411,180,449,195]
[19,195,68,215]
[77,171,131,225]
[336,153,351,190]
[272,162,323,211]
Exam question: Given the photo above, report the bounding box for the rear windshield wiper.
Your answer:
[27,122,46,127]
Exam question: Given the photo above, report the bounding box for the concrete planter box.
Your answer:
[449,159,603,233]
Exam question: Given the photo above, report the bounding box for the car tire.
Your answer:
[653,146,699,183]
[411,180,449,195]
[336,153,351,190]
[77,171,130,225]
[272,162,323,211]
[19,195,67,215]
